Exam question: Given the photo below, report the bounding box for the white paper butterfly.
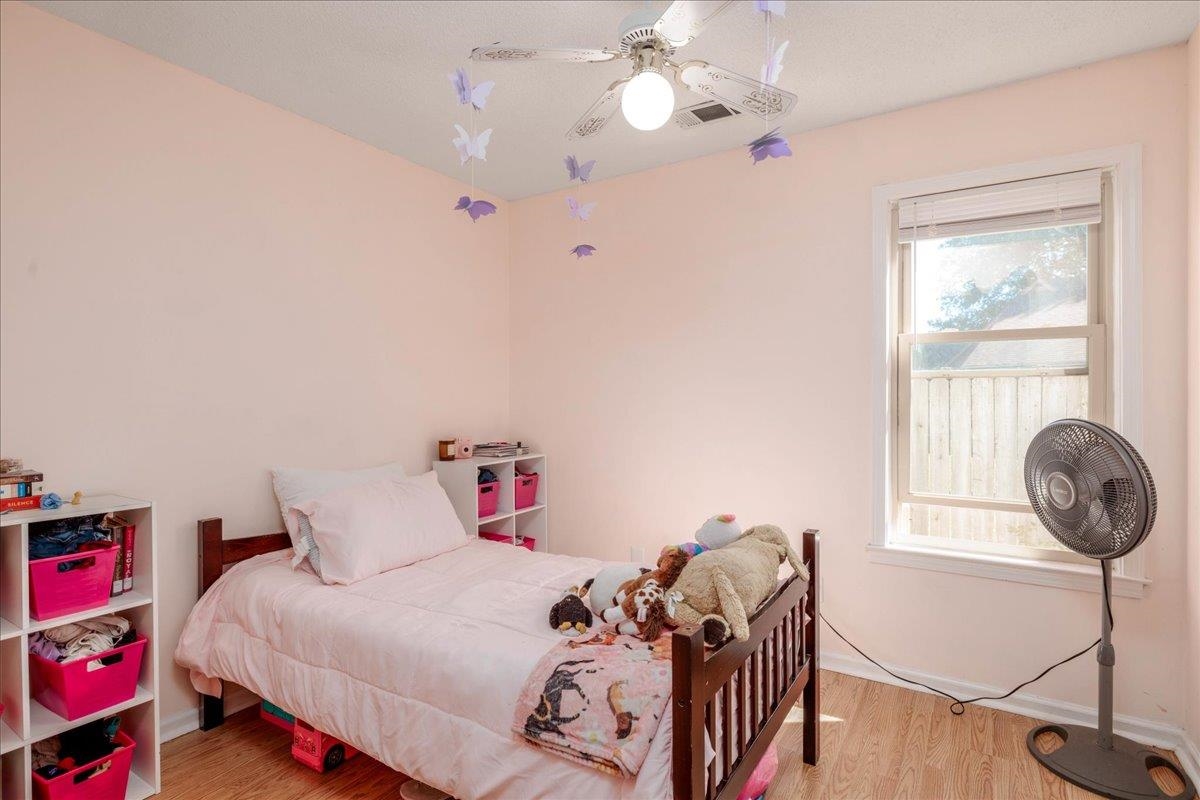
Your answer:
[760,39,789,86]
[567,197,597,221]
[452,125,492,165]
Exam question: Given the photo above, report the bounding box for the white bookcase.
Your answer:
[433,453,548,552]
[0,495,159,800]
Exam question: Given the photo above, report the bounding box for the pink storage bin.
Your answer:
[514,473,539,510]
[477,481,500,517]
[32,730,136,800]
[30,635,147,721]
[479,531,535,551]
[28,545,120,621]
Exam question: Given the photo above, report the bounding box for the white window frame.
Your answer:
[869,145,1148,598]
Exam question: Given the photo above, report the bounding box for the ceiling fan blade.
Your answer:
[471,44,619,63]
[673,60,797,121]
[653,1,735,47]
[566,77,629,140]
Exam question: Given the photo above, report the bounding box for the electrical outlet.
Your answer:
[630,546,645,563]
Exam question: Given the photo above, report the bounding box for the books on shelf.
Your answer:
[103,513,137,595]
[110,525,126,596]
[123,525,136,591]
[0,469,44,511]
[472,442,532,458]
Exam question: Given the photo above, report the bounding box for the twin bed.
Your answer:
[176,517,820,800]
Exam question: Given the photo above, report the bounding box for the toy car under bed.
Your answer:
[261,700,359,773]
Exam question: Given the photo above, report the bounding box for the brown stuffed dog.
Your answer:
[600,547,691,641]
[671,525,808,646]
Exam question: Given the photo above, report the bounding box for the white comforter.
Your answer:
[175,539,674,799]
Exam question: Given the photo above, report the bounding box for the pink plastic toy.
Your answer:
[736,741,779,800]
[260,702,359,772]
[291,718,360,773]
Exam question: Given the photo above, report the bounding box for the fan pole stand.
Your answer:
[1027,562,1196,800]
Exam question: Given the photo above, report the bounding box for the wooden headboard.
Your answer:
[198,517,290,596]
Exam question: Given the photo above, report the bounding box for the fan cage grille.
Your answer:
[1024,419,1155,559]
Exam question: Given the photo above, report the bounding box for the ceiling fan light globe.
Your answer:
[620,70,674,131]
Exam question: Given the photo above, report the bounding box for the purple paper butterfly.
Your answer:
[570,244,597,258]
[455,195,497,222]
[747,128,792,164]
[567,197,597,221]
[564,155,596,183]
[754,0,786,16]
[448,67,495,111]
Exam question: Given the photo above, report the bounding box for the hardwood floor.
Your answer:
[160,670,1191,799]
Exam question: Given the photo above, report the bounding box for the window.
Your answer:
[870,149,1147,596]
[895,170,1108,564]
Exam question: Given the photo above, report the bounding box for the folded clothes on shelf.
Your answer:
[28,515,110,560]
[29,615,134,663]
[32,716,123,778]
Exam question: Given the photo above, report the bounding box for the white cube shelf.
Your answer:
[433,453,548,552]
[0,495,160,800]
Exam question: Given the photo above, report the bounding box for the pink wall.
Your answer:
[510,45,1192,726]
[0,3,508,723]
[1186,24,1200,749]
[3,0,1196,743]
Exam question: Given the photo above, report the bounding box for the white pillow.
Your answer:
[294,470,467,585]
[271,461,408,576]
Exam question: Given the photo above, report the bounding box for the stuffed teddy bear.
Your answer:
[548,586,593,637]
[580,564,650,616]
[670,524,808,646]
[600,547,692,641]
[695,513,742,550]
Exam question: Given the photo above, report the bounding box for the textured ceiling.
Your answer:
[29,0,1200,200]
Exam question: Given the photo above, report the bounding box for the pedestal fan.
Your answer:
[1023,419,1195,800]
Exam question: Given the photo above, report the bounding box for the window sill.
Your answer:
[866,543,1148,598]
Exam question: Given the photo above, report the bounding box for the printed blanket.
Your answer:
[512,631,673,778]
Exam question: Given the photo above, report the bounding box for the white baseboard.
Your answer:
[161,685,260,743]
[821,649,1199,787]
[1177,732,1200,796]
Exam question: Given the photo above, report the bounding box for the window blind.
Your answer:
[897,169,1102,242]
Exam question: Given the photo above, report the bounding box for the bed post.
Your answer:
[801,529,820,765]
[198,517,226,731]
[672,624,706,800]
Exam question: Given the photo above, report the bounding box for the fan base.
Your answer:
[1027,723,1196,800]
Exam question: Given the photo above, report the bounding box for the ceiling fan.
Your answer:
[470,0,798,138]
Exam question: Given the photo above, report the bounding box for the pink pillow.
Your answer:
[294,470,467,585]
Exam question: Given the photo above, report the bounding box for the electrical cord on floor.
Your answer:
[818,572,1115,716]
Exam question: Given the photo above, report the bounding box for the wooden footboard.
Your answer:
[196,519,820,798]
[672,529,820,800]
